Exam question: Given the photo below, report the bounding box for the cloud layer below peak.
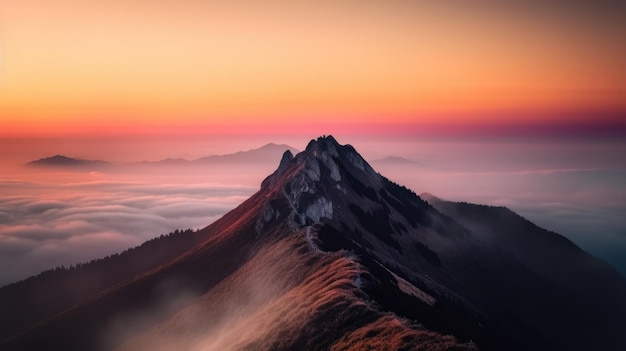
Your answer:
[0,178,255,286]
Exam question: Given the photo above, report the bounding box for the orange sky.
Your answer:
[1,0,625,136]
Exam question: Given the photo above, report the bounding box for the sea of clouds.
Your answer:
[1,138,625,286]
[0,179,256,286]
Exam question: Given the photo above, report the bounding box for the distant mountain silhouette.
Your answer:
[132,143,299,167]
[193,143,299,164]
[26,144,299,172]
[4,136,625,351]
[26,155,111,169]
[371,155,421,166]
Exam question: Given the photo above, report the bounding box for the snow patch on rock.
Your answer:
[304,196,333,222]
[343,146,378,177]
[346,150,365,171]
[326,157,341,181]
[327,142,339,156]
[304,158,321,182]
[257,157,333,234]
[336,184,346,194]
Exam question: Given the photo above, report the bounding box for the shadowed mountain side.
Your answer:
[421,193,626,344]
[3,136,626,351]
[0,229,198,342]
[420,192,626,290]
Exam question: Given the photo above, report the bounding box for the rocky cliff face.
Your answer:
[256,135,379,232]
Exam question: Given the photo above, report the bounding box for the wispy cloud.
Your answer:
[0,180,255,286]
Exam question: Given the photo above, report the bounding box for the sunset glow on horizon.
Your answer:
[1,0,626,287]
[1,0,625,138]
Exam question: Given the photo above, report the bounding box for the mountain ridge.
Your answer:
[4,135,626,351]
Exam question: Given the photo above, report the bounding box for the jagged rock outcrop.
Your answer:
[256,136,383,233]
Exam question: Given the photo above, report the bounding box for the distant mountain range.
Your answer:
[25,143,300,170]
[371,155,421,166]
[26,145,423,171]
[133,143,300,167]
[6,136,625,350]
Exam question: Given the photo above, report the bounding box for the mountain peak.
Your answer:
[302,135,376,175]
[305,135,340,152]
[278,149,294,168]
[256,135,384,234]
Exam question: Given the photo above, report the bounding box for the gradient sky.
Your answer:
[1,1,626,284]
[1,0,625,137]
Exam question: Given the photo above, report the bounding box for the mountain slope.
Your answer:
[421,193,626,346]
[3,136,625,351]
[0,229,199,342]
